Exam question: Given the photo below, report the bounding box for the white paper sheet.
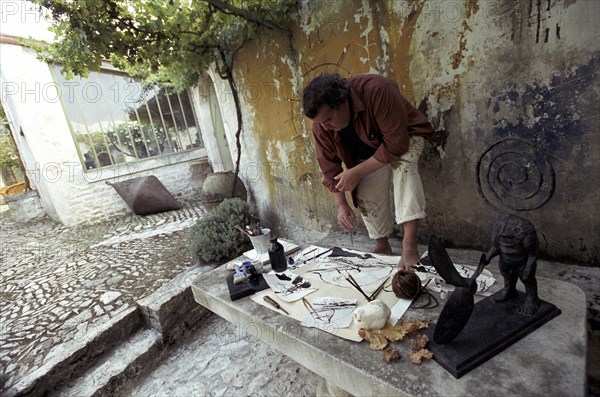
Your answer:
[262,270,317,302]
[288,246,332,270]
[389,297,412,325]
[415,251,496,296]
[302,254,395,295]
[250,246,411,342]
[300,297,357,329]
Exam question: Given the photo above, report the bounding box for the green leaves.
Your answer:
[188,198,257,263]
[29,0,297,90]
[0,104,19,170]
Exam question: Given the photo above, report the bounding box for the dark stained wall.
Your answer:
[228,0,599,265]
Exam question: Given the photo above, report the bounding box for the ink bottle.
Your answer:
[268,237,287,272]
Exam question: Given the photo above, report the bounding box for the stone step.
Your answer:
[48,267,210,397]
[6,308,143,397]
[50,328,163,397]
[5,267,210,397]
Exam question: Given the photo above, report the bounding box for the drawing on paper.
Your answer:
[301,297,357,329]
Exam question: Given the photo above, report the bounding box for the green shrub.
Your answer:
[188,198,257,263]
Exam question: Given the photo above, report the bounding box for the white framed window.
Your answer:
[49,65,203,169]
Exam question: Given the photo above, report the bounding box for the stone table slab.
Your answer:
[191,263,588,397]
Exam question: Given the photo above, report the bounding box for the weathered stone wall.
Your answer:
[227,0,599,264]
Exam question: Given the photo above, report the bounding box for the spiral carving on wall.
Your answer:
[476,138,555,212]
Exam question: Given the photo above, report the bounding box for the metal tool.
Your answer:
[263,295,289,315]
[345,273,372,302]
[369,276,389,301]
[302,297,322,320]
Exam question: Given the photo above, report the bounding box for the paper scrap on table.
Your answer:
[288,245,332,269]
[263,270,316,302]
[415,251,496,295]
[389,297,412,325]
[301,297,357,329]
[302,255,394,296]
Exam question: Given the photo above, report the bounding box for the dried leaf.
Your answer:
[381,319,430,342]
[359,319,431,350]
[410,334,429,351]
[408,348,433,365]
[395,319,430,334]
[358,328,389,350]
[382,347,401,362]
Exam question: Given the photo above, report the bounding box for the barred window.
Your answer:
[49,65,203,170]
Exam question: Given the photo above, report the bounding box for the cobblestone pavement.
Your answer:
[121,314,322,397]
[0,204,205,391]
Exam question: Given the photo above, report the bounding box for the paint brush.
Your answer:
[291,247,319,268]
[264,295,289,315]
[303,247,318,257]
[368,276,389,301]
[234,225,253,237]
[313,248,333,260]
[346,273,373,302]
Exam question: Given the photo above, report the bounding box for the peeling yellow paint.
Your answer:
[230,0,437,230]
[215,0,600,265]
[451,0,479,71]
[465,0,480,19]
[379,0,427,102]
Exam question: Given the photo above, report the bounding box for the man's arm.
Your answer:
[312,127,344,192]
[332,157,387,229]
[369,81,411,163]
[333,156,386,192]
[331,191,355,230]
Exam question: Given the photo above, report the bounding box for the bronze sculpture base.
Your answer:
[425,290,561,378]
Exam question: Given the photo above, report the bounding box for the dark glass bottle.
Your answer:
[268,237,287,272]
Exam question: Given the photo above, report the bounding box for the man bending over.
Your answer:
[302,73,434,270]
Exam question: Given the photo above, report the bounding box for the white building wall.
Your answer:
[194,70,270,218]
[1,42,206,225]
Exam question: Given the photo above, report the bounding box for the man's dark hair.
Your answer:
[302,73,350,118]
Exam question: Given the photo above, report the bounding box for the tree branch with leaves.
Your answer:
[28,0,297,195]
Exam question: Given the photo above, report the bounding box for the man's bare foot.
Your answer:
[372,238,392,255]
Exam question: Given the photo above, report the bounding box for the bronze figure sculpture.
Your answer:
[428,214,542,345]
[482,214,541,316]
[425,215,560,378]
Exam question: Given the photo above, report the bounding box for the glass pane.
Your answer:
[49,66,203,169]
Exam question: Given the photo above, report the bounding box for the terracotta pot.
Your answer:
[189,159,214,194]
[200,171,247,210]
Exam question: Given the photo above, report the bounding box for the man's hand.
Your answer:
[337,204,356,230]
[334,157,387,192]
[334,169,361,192]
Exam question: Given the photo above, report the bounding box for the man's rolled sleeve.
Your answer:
[312,126,343,192]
